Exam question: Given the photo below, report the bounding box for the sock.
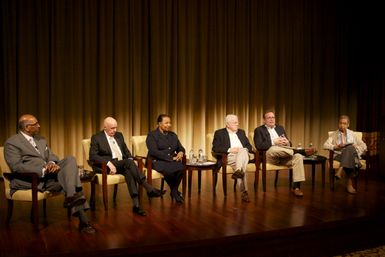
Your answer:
[77,210,89,224]
[142,181,154,192]
[293,182,300,189]
[76,187,83,192]
[133,197,140,208]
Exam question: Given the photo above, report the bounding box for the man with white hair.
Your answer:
[212,114,253,202]
[89,117,165,216]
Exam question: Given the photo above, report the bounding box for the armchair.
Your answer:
[249,132,293,192]
[131,136,165,194]
[206,133,257,197]
[81,139,126,211]
[0,146,63,230]
[325,131,367,191]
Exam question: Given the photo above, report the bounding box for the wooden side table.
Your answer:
[303,155,327,188]
[186,161,217,197]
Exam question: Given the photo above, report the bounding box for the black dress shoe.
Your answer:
[64,192,86,208]
[170,191,184,204]
[147,189,167,198]
[133,206,147,216]
[79,222,96,234]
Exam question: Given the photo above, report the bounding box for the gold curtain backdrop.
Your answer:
[0,0,369,165]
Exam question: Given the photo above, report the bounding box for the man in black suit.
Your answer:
[254,111,305,197]
[89,117,165,216]
[212,114,253,202]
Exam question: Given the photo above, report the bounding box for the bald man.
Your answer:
[4,114,95,233]
[89,117,165,216]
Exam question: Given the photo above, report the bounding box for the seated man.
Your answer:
[212,114,253,202]
[254,111,305,197]
[89,117,165,216]
[4,114,95,234]
[323,115,367,194]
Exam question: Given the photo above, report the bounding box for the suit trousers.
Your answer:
[227,148,249,192]
[111,158,145,198]
[266,146,305,183]
[45,156,89,215]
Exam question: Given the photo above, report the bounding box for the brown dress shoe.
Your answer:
[292,188,304,197]
[231,169,245,179]
[241,191,250,202]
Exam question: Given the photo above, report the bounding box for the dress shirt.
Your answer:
[104,131,123,160]
[265,125,280,145]
[227,129,243,151]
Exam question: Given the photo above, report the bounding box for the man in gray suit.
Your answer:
[4,114,95,234]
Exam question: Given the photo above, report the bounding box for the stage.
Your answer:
[1,168,384,257]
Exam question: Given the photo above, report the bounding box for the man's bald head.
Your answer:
[18,114,40,136]
[103,117,118,137]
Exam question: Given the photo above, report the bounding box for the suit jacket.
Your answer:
[89,131,133,165]
[4,132,59,191]
[212,128,253,154]
[253,125,290,151]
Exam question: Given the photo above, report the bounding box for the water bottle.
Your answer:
[189,149,194,163]
[198,149,204,162]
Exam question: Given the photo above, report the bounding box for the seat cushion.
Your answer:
[259,163,290,171]
[94,173,126,184]
[6,188,61,201]
[329,160,366,170]
[143,168,164,179]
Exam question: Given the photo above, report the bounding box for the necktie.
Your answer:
[110,138,123,160]
[29,138,40,154]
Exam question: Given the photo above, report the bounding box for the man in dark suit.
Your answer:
[4,114,95,233]
[89,117,165,216]
[254,111,305,197]
[212,114,253,202]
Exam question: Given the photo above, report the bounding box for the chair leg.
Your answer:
[43,199,47,218]
[274,171,279,187]
[233,179,237,192]
[113,184,118,203]
[254,169,259,191]
[289,169,293,188]
[262,171,267,192]
[30,200,39,231]
[90,181,96,210]
[102,183,108,211]
[222,170,227,197]
[6,199,13,224]
[330,169,335,191]
[212,169,217,196]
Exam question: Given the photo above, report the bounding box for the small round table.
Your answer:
[303,155,327,188]
[186,161,217,197]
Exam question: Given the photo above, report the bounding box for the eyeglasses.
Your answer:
[26,122,39,127]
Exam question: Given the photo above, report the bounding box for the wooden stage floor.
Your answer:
[1,168,385,257]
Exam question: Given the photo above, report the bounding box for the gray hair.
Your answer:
[225,114,238,124]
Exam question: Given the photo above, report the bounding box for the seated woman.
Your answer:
[323,115,367,194]
[146,114,186,203]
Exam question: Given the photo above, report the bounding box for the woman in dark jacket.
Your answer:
[146,114,186,203]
